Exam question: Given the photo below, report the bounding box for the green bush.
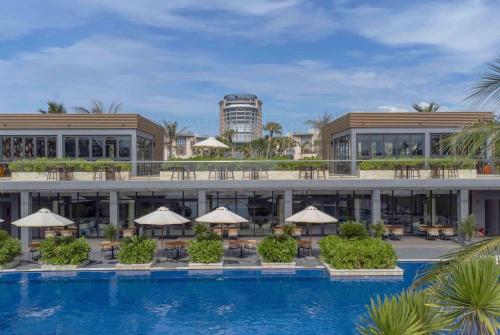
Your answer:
[319,235,397,269]
[358,158,476,170]
[339,221,369,239]
[117,236,157,264]
[370,221,386,239]
[9,158,132,173]
[39,237,90,265]
[0,230,22,266]
[187,239,224,263]
[257,234,297,263]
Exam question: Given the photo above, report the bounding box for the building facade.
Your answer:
[219,94,262,143]
[291,129,319,160]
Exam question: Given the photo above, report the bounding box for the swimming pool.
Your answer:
[0,263,428,335]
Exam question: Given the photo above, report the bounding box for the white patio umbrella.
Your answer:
[135,206,190,251]
[12,208,74,228]
[285,205,338,238]
[196,206,248,237]
[193,137,229,149]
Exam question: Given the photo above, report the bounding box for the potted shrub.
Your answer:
[458,214,476,244]
[339,221,369,239]
[39,236,91,270]
[103,225,117,242]
[257,233,297,268]
[369,221,386,239]
[116,235,157,270]
[0,230,22,270]
[187,224,224,268]
[318,235,401,276]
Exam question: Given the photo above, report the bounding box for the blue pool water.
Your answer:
[0,263,428,335]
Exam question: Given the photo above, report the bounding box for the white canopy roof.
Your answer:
[193,137,229,149]
[196,206,248,224]
[135,206,190,226]
[285,206,338,224]
[12,208,74,228]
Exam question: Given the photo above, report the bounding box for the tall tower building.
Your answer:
[219,94,262,143]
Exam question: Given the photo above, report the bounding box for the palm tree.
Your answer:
[74,100,122,114]
[412,102,441,113]
[306,112,333,158]
[466,57,500,111]
[221,129,236,156]
[38,101,67,114]
[163,121,186,160]
[264,122,282,159]
[427,258,500,335]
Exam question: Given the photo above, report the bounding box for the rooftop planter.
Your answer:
[9,158,131,181]
[318,235,401,277]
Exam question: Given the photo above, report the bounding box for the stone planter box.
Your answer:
[11,171,130,181]
[359,169,477,179]
[188,262,224,269]
[115,261,156,270]
[160,170,327,181]
[0,258,20,270]
[41,260,89,271]
[260,257,296,269]
[322,261,403,277]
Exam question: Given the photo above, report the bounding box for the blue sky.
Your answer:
[0,0,499,134]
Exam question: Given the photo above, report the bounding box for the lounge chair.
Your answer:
[390,227,404,240]
[441,227,455,240]
[427,228,440,240]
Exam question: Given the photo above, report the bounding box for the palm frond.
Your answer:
[73,106,90,114]
[413,237,500,287]
[466,57,500,111]
[443,119,499,158]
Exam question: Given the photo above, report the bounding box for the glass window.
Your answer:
[397,135,411,156]
[24,137,34,158]
[92,137,104,158]
[384,135,397,157]
[357,135,370,158]
[47,137,57,157]
[36,137,45,157]
[2,137,11,160]
[78,137,90,158]
[64,137,76,158]
[105,137,116,158]
[411,134,424,156]
[118,136,130,158]
[13,137,23,158]
[137,137,153,161]
[370,135,383,157]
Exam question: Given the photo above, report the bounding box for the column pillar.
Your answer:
[109,191,119,227]
[197,190,206,216]
[56,134,63,158]
[20,192,31,251]
[371,189,381,224]
[10,194,19,238]
[424,132,431,158]
[284,190,293,220]
[458,190,469,221]
[354,198,361,222]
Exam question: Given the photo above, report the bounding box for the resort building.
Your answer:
[219,94,263,143]
[291,129,319,160]
[163,131,207,160]
[0,111,499,251]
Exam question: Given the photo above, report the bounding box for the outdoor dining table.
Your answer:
[164,240,188,258]
[232,239,252,257]
[100,241,120,259]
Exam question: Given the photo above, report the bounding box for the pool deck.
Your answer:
[1,236,469,273]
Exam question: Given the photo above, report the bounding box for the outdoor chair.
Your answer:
[427,228,440,240]
[447,166,459,178]
[61,167,74,181]
[272,227,284,235]
[46,167,59,181]
[407,166,421,179]
[162,243,178,258]
[44,230,57,238]
[441,227,455,240]
[61,230,73,237]
[243,240,257,255]
[291,228,302,238]
[122,228,135,238]
[298,239,312,257]
[227,228,239,239]
[92,166,106,180]
[212,227,224,236]
[228,240,240,257]
[390,227,404,240]
[430,166,445,179]
[29,242,40,259]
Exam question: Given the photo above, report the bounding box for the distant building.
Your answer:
[164,131,207,160]
[219,94,262,143]
[291,129,319,160]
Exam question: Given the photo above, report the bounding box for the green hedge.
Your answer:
[187,239,224,263]
[161,157,327,171]
[339,221,369,239]
[0,230,22,266]
[257,234,297,263]
[319,235,396,269]
[9,158,132,172]
[358,158,476,170]
[117,236,156,264]
[39,237,91,265]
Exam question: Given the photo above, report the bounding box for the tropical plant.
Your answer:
[38,101,67,114]
[458,214,476,242]
[163,121,186,160]
[306,112,333,158]
[264,122,282,159]
[9,158,132,173]
[257,234,297,263]
[427,258,500,335]
[467,56,500,111]
[370,221,386,239]
[117,235,157,264]
[412,102,441,113]
[339,221,369,239]
[103,225,117,242]
[0,231,22,266]
[39,237,90,265]
[187,239,224,263]
[74,100,122,114]
[357,290,447,335]
[319,235,396,269]
[192,223,221,241]
[221,129,236,156]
